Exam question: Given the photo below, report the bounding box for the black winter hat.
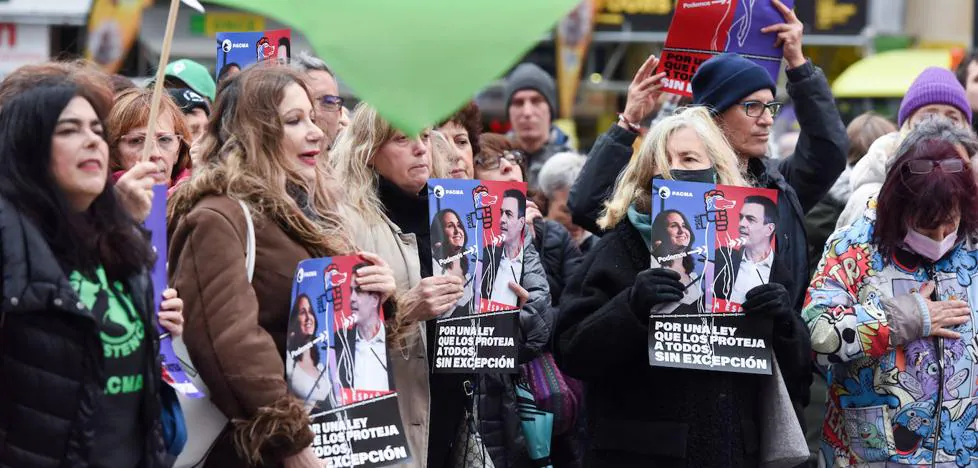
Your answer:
[167,88,210,116]
[691,53,776,115]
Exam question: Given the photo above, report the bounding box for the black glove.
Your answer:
[629,268,684,319]
[742,283,791,321]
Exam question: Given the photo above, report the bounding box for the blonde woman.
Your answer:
[168,67,396,468]
[331,104,475,468]
[553,106,810,467]
[429,130,460,179]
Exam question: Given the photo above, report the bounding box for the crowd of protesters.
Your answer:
[8,2,978,467]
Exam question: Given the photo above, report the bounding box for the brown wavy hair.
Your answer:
[0,60,113,111]
[438,101,483,156]
[168,66,353,257]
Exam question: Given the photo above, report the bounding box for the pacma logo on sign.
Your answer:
[221,39,249,52]
[432,185,464,198]
[295,267,318,284]
[658,186,694,199]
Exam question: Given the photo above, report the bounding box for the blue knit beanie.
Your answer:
[897,67,972,127]
[691,54,777,115]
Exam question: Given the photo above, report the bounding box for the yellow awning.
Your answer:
[832,49,952,98]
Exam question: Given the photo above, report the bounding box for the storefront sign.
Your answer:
[189,12,265,37]
[795,0,868,36]
[594,0,867,36]
[0,23,49,76]
[594,0,673,32]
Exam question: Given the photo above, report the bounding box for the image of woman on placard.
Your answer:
[650,209,705,314]
[430,208,476,317]
[286,293,332,410]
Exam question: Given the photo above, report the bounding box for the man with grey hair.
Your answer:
[291,51,344,149]
[537,151,597,253]
[837,116,978,229]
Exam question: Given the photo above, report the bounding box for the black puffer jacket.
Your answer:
[554,220,811,467]
[475,234,553,468]
[532,219,583,306]
[0,196,168,467]
[568,61,848,318]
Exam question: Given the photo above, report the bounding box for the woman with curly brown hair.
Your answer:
[168,66,396,468]
[437,101,482,179]
[0,72,184,468]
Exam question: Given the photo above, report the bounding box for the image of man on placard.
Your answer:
[480,189,526,310]
[335,263,392,393]
[713,195,778,304]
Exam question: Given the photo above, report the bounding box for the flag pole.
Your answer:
[140,0,183,163]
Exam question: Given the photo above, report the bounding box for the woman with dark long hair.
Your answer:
[430,208,476,316]
[286,293,331,409]
[806,119,978,466]
[649,209,703,314]
[0,75,184,466]
[649,209,696,274]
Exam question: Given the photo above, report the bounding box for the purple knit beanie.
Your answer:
[898,67,972,126]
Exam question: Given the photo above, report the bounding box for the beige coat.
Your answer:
[351,215,430,468]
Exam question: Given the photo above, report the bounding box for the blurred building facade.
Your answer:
[1,0,975,147]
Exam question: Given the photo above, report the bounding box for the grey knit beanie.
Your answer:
[504,63,558,120]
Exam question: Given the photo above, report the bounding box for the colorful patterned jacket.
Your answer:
[804,201,978,467]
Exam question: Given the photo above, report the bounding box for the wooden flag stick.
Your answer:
[140,0,182,163]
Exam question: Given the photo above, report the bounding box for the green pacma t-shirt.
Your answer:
[70,266,147,467]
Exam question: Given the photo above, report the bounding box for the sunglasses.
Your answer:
[318,95,344,112]
[474,150,524,171]
[906,159,966,175]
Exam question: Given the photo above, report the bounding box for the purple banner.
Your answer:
[656,0,791,97]
[146,184,204,398]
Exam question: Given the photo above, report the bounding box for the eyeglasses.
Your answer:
[906,159,966,174]
[739,101,783,118]
[318,95,344,112]
[474,150,524,170]
[118,133,183,153]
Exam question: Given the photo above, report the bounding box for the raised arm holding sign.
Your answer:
[761,0,806,70]
[656,0,795,97]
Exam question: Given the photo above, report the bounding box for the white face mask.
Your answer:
[903,229,959,262]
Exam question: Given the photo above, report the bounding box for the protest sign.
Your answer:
[655,0,793,97]
[288,256,410,467]
[646,179,775,375]
[427,179,525,374]
[144,184,204,398]
[215,29,291,79]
